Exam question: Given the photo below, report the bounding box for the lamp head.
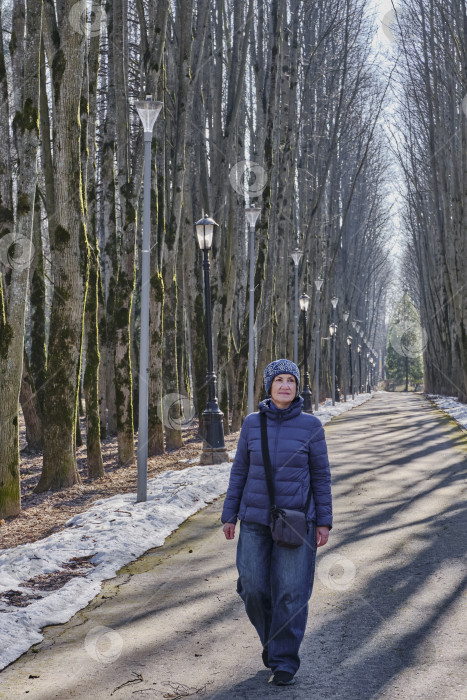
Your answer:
[245,205,261,227]
[299,293,310,312]
[135,95,163,134]
[291,248,303,267]
[195,215,218,251]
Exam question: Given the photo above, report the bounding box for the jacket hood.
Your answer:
[258,395,304,420]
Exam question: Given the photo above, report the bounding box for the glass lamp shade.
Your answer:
[291,248,303,266]
[343,311,349,322]
[331,296,339,309]
[351,320,357,329]
[329,323,337,336]
[359,329,364,337]
[355,324,360,333]
[315,277,324,291]
[357,345,362,353]
[347,335,352,346]
[195,215,218,250]
[245,205,261,227]
[135,96,163,134]
[299,293,310,312]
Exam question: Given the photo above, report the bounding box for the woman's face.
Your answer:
[270,373,297,409]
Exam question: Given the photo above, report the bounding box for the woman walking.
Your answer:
[222,359,332,686]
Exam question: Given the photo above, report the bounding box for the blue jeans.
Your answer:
[236,519,317,675]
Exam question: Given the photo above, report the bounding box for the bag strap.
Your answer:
[260,410,313,516]
[259,412,276,510]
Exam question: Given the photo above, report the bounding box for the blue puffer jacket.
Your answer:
[221,396,332,528]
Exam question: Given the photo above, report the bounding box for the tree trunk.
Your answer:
[83,0,104,478]
[19,352,42,450]
[112,0,140,465]
[99,6,118,438]
[0,0,42,517]
[38,0,87,492]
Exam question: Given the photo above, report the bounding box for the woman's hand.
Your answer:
[316,526,330,547]
[223,523,236,540]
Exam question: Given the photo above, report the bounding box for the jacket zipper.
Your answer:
[272,414,283,475]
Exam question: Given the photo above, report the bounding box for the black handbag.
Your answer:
[259,412,312,549]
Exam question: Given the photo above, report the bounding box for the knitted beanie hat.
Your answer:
[264,359,300,396]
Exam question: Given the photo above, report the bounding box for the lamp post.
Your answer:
[342,311,349,401]
[330,296,338,406]
[195,215,229,464]
[357,344,362,394]
[291,248,303,365]
[329,322,337,405]
[135,95,163,503]
[246,205,261,414]
[359,329,364,392]
[299,293,312,412]
[314,277,324,412]
[351,321,357,394]
[347,335,354,399]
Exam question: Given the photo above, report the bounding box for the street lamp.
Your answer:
[246,205,261,414]
[195,215,229,464]
[299,293,312,413]
[357,345,362,394]
[347,335,354,399]
[291,248,303,365]
[135,95,163,503]
[366,351,370,392]
[314,277,324,411]
[329,322,337,405]
[342,311,349,401]
[330,296,338,406]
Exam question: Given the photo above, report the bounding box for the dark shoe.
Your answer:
[262,647,269,668]
[273,671,296,686]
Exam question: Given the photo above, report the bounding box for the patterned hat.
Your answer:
[264,359,300,396]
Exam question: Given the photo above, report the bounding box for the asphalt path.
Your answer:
[1,392,466,700]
